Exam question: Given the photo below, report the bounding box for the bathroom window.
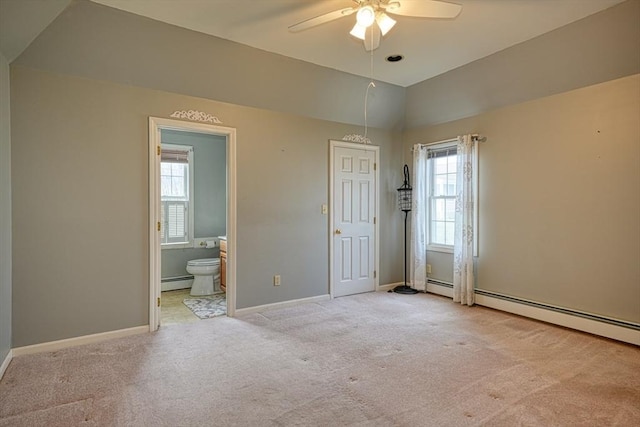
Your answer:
[161,144,194,247]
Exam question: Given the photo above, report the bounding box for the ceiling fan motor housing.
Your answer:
[289,0,463,51]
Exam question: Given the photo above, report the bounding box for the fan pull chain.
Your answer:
[364,25,376,140]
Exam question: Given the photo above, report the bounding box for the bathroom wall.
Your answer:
[0,53,12,367]
[160,129,227,280]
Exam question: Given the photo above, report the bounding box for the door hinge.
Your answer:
[157,146,161,155]
[157,297,161,307]
[373,217,376,225]
[157,221,161,232]
[374,162,377,171]
[374,270,377,279]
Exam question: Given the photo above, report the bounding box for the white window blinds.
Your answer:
[160,144,192,245]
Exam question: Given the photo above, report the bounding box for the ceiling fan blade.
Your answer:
[288,7,357,32]
[385,0,462,19]
[364,25,381,52]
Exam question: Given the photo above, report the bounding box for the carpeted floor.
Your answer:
[1,292,639,426]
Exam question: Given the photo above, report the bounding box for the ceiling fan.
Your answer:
[289,0,462,52]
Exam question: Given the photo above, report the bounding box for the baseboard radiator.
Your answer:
[161,275,194,282]
[427,279,640,345]
[161,275,194,292]
[474,288,639,331]
[427,279,453,288]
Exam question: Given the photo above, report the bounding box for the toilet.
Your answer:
[186,258,221,296]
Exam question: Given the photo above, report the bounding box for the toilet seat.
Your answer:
[187,258,220,267]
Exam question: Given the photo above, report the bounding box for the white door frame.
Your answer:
[148,116,237,331]
[329,140,380,298]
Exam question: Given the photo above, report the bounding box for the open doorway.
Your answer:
[148,117,236,331]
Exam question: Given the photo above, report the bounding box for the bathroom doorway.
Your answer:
[148,117,236,331]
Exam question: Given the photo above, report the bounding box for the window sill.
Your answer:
[161,242,193,250]
[427,245,454,254]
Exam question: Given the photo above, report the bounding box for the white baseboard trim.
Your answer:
[12,325,149,357]
[377,282,402,292]
[235,294,331,317]
[0,349,12,379]
[161,278,193,292]
[475,294,640,346]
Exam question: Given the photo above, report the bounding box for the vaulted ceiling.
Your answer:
[1,0,626,87]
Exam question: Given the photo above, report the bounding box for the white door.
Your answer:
[332,144,377,297]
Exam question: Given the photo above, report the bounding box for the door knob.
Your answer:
[335,229,342,235]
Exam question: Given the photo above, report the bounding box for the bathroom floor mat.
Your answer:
[182,294,227,319]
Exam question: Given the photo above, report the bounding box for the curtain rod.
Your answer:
[412,134,486,151]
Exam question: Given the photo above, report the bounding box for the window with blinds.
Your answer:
[160,144,193,245]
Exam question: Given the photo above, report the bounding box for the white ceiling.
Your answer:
[1,0,626,87]
[88,0,625,87]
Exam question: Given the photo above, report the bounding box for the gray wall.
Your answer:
[10,65,403,347]
[401,1,640,323]
[14,0,406,131]
[7,0,639,348]
[404,74,640,323]
[0,53,11,364]
[10,0,405,347]
[160,129,227,279]
[405,0,640,129]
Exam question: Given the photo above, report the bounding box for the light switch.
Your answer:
[321,204,328,215]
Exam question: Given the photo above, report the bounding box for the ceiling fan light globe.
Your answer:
[376,12,396,36]
[356,6,375,28]
[350,23,367,40]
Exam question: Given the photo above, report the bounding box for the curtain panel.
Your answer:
[410,144,429,291]
[453,134,476,305]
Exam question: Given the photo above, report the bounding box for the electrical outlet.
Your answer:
[426,264,432,274]
[273,275,281,286]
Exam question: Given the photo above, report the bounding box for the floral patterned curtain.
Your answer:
[453,135,476,305]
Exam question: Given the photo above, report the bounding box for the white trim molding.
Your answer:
[342,134,371,145]
[149,116,237,331]
[169,110,222,124]
[0,349,12,379]
[12,326,148,357]
[235,295,331,317]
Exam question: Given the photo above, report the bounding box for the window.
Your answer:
[427,143,458,252]
[161,144,194,246]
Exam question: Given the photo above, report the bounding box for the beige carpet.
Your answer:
[1,292,639,426]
